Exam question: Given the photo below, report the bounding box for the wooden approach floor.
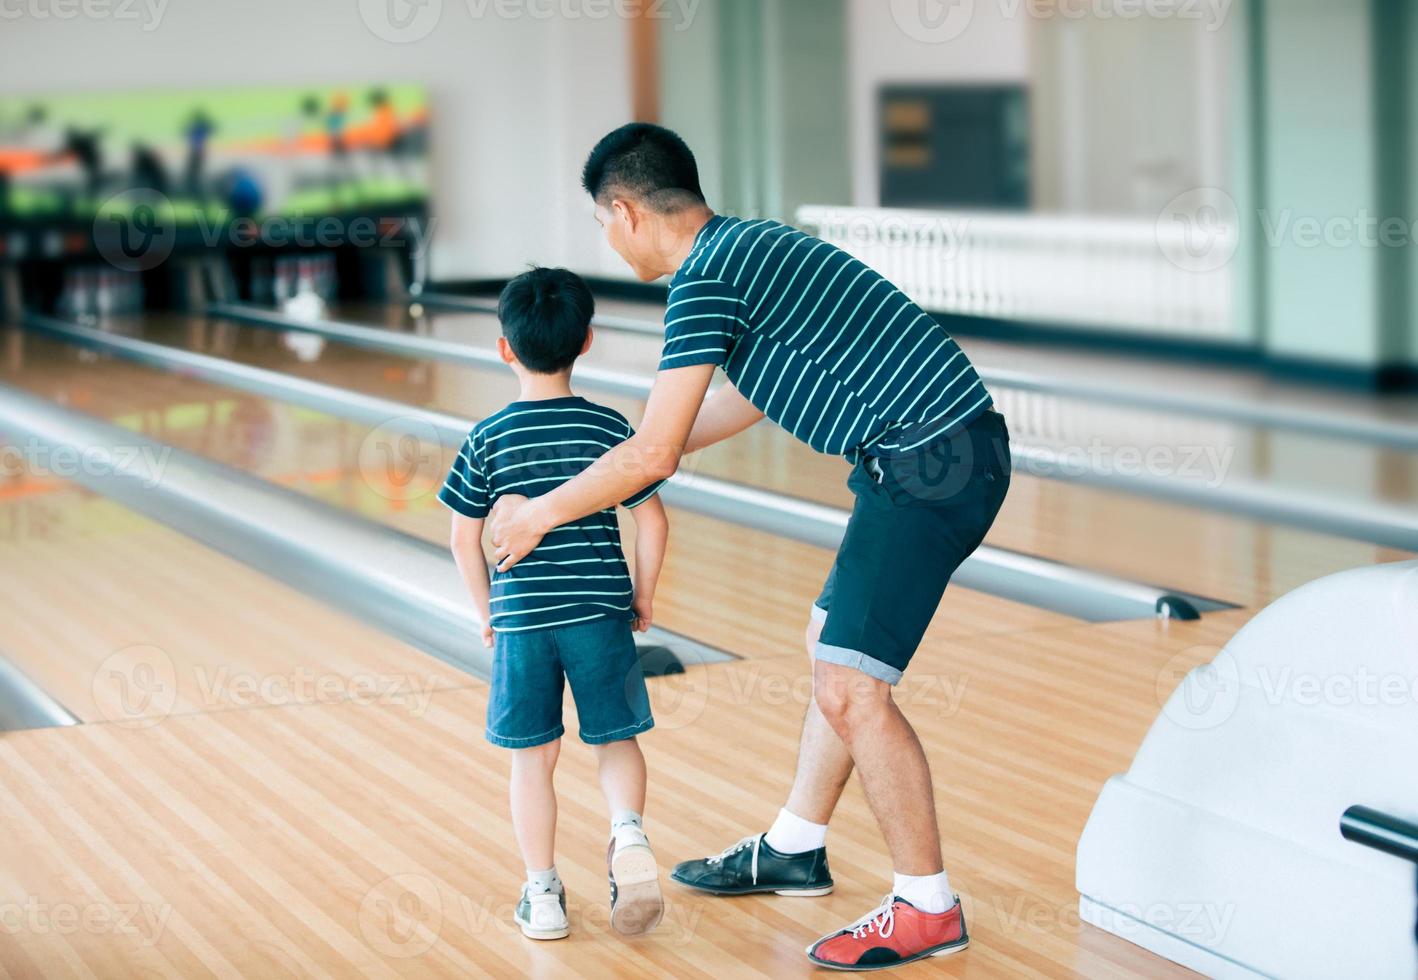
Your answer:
[1,320,1411,977]
[0,602,1251,978]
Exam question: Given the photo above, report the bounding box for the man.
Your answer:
[490,123,1012,971]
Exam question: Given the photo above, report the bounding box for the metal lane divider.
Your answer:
[24,314,1227,622]
[0,656,80,731]
[406,291,668,338]
[193,306,1418,555]
[0,384,733,682]
[258,296,1418,453]
[207,303,653,398]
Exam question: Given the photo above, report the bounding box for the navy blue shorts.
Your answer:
[485,616,654,749]
[813,410,1012,685]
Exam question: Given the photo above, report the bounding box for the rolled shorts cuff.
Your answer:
[580,716,655,745]
[485,723,565,749]
[810,603,829,625]
[812,642,904,686]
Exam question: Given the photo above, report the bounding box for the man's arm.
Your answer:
[490,362,715,571]
[449,513,494,647]
[627,495,668,633]
[685,380,765,454]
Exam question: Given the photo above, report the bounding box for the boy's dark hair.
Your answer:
[581,123,705,213]
[498,267,595,374]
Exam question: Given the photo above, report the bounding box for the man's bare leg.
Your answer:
[812,660,944,876]
[781,618,856,826]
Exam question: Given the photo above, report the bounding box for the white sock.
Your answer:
[893,871,953,914]
[611,809,643,832]
[526,867,562,895]
[764,807,828,854]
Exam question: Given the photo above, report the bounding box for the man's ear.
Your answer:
[612,197,636,233]
[580,326,594,356]
[497,336,517,365]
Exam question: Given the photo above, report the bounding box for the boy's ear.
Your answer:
[496,336,517,366]
[580,326,594,356]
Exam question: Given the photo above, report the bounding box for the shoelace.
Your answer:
[705,834,761,884]
[850,896,897,941]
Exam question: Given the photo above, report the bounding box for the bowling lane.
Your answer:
[0,464,471,725]
[3,331,1078,666]
[95,311,1415,608]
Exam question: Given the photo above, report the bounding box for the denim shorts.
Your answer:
[485,615,655,749]
[813,410,1012,685]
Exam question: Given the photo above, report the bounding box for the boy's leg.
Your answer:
[591,736,646,817]
[561,619,662,936]
[509,739,561,872]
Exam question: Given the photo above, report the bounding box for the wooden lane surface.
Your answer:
[0,604,1244,978]
[0,481,471,725]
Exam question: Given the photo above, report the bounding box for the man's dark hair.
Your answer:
[581,123,705,212]
[497,267,595,374]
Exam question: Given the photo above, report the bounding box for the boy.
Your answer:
[439,266,669,941]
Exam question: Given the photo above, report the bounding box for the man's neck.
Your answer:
[517,372,576,402]
[661,207,717,276]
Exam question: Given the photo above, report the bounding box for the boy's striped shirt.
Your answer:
[660,215,992,460]
[438,396,661,634]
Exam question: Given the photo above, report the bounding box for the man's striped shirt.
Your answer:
[660,215,992,460]
[438,396,661,634]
